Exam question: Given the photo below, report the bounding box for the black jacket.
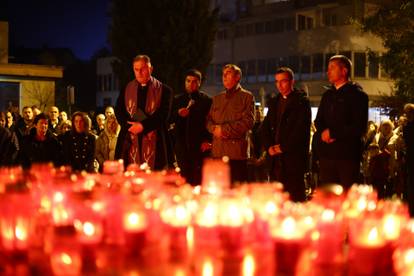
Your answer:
[60,131,96,172]
[314,82,369,161]
[0,126,19,166]
[19,129,62,168]
[260,89,311,167]
[171,91,212,161]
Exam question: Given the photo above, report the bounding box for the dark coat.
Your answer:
[115,79,175,170]
[314,82,369,161]
[19,129,62,168]
[404,121,414,166]
[0,126,19,166]
[172,91,212,162]
[260,89,312,173]
[60,131,96,172]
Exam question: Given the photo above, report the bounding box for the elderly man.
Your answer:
[206,64,255,184]
[48,106,60,134]
[115,54,174,170]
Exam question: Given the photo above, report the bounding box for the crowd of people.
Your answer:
[0,54,413,214]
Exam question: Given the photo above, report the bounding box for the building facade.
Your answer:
[205,0,393,108]
[0,21,63,113]
[96,56,119,109]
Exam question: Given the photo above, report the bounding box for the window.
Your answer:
[215,64,223,84]
[205,64,215,84]
[217,29,228,40]
[285,17,295,31]
[265,21,273,33]
[354,52,366,78]
[312,53,323,74]
[247,60,257,83]
[107,74,112,91]
[324,14,337,26]
[301,56,311,74]
[298,15,313,30]
[236,25,245,37]
[288,56,299,73]
[267,58,277,82]
[258,59,267,82]
[0,82,20,111]
[273,18,285,32]
[238,61,247,83]
[255,22,265,34]
[278,56,288,67]
[246,24,255,36]
[368,52,379,79]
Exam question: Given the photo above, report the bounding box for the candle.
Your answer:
[311,208,344,264]
[0,217,30,252]
[271,214,307,275]
[123,209,148,256]
[0,190,33,255]
[50,225,82,276]
[50,250,82,276]
[201,158,231,195]
[218,196,253,257]
[161,202,192,260]
[349,220,388,275]
[74,220,103,245]
[194,198,220,249]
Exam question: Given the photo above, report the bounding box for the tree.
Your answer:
[108,0,219,94]
[360,0,414,107]
[23,81,54,111]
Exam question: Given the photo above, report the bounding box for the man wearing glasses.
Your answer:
[260,67,311,202]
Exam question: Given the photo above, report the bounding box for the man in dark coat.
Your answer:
[19,113,62,168]
[115,55,174,170]
[172,69,212,185]
[314,55,369,189]
[260,67,311,202]
[0,125,19,166]
[403,103,414,216]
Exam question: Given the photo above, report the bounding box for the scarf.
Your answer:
[124,77,163,168]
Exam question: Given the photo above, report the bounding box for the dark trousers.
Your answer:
[229,159,248,185]
[271,156,306,202]
[178,159,202,186]
[319,159,361,190]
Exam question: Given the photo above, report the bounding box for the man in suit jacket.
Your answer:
[261,67,311,201]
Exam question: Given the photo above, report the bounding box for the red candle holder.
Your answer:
[348,215,388,275]
[50,226,82,276]
[122,198,148,257]
[201,158,231,195]
[0,183,34,257]
[270,205,308,275]
[217,194,253,257]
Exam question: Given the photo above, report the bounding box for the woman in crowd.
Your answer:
[95,114,120,171]
[60,111,97,172]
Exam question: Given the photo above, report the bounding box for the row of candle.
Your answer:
[0,159,413,275]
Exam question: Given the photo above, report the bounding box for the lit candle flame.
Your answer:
[61,253,73,265]
[124,211,146,231]
[321,209,335,222]
[83,222,96,237]
[242,253,255,276]
[202,259,214,276]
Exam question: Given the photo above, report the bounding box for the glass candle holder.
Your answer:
[0,183,34,256]
[201,158,231,195]
[50,226,82,276]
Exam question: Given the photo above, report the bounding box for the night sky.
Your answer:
[5,0,110,60]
